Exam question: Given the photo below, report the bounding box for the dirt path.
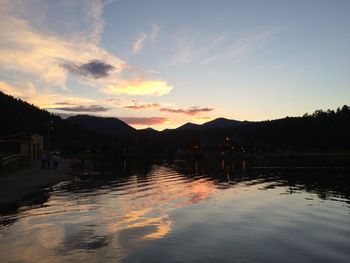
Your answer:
[0,159,72,206]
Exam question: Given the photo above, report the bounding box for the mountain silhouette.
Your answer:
[175,118,246,131]
[67,115,135,136]
[201,117,246,129]
[1,90,350,156]
[176,122,201,130]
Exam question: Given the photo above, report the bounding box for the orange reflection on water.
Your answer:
[173,179,216,207]
[121,208,152,224]
[105,166,217,240]
[0,165,219,263]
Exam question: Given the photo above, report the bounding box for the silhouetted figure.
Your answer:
[53,153,60,170]
[41,152,48,169]
[47,152,51,169]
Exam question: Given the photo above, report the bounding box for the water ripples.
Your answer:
[0,162,349,262]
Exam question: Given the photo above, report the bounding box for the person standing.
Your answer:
[53,152,60,170]
[41,152,47,169]
[47,152,51,169]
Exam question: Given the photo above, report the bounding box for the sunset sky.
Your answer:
[1,0,349,130]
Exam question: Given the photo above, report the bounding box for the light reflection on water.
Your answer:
[0,160,350,263]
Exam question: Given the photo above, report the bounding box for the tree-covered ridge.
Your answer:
[0,91,52,135]
[239,105,350,151]
[0,92,118,155]
[1,91,349,156]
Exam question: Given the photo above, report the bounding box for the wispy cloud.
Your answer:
[0,3,126,90]
[160,106,213,115]
[168,26,279,66]
[124,103,160,110]
[28,94,95,109]
[132,24,159,54]
[167,47,194,66]
[228,27,278,59]
[149,24,159,41]
[0,81,36,98]
[0,81,97,111]
[200,56,219,65]
[0,2,170,101]
[119,117,169,126]
[132,33,147,54]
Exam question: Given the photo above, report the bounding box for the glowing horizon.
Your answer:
[1,1,350,130]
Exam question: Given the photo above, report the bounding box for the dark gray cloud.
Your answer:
[48,105,110,112]
[63,60,114,78]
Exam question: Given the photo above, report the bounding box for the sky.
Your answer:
[1,0,350,130]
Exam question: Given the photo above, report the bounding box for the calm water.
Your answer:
[0,160,350,263]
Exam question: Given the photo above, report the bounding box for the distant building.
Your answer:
[220,137,245,157]
[183,136,204,160]
[0,133,44,160]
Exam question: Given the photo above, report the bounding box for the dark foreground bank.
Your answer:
[0,159,72,208]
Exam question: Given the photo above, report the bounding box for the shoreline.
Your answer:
[0,159,73,209]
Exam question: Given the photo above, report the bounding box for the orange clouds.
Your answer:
[122,104,214,116]
[0,1,222,130]
[0,4,171,100]
[101,79,172,96]
[0,15,126,90]
[124,103,160,110]
[0,81,35,97]
[29,94,95,109]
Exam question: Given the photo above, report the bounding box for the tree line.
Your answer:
[1,91,349,158]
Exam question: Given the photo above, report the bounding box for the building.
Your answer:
[183,136,204,160]
[0,133,44,160]
[220,137,245,157]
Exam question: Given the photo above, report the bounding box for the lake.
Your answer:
[0,160,349,262]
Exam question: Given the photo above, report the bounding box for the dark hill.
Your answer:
[176,122,200,131]
[2,90,350,156]
[201,118,245,129]
[175,118,246,131]
[0,91,52,136]
[67,115,135,136]
[138,127,159,134]
[0,92,134,155]
[139,127,157,132]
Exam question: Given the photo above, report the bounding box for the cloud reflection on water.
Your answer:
[1,162,349,262]
[105,166,216,241]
